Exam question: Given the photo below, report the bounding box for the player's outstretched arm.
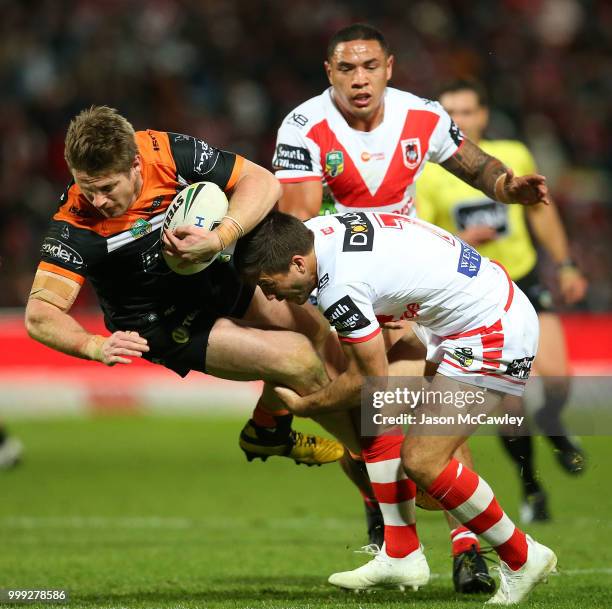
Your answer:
[441,138,552,206]
[25,271,149,366]
[278,180,324,221]
[526,201,588,304]
[275,332,387,416]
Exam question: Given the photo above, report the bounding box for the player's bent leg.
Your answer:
[387,353,492,593]
[402,377,556,604]
[532,313,585,474]
[237,291,382,544]
[444,441,495,594]
[207,317,344,465]
[328,430,430,592]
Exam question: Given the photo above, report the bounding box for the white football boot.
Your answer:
[328,544,430,591]
[486,535,557,605]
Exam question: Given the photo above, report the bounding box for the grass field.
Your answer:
[1,415,611,608]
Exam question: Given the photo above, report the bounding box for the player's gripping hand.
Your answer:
[274,386,313,417]
[498,167,552,206]
[87,331,149,366]
[162,226,222,265]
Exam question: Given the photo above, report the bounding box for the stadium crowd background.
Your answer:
[0,0,610,311]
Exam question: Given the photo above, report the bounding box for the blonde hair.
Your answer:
[64,106,137,175]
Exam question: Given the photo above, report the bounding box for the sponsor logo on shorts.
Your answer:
[451,347,474,367]
[171,327,190,344]
[324,295,370,333]
[506,356,534,380]
[325,150,344,177]
[272,144,313,171]
[457,241,482,278]
[336,212,374,252]
[41,238,84,268]
[401,138,421,169]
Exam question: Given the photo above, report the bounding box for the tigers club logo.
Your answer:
[401,138,421,169]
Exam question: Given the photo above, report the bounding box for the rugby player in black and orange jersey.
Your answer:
[25,106,362,470]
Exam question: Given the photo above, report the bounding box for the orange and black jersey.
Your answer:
[38,130,245,331]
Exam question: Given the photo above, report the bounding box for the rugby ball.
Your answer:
[162,181,228,275]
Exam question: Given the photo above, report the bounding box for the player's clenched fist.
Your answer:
[85,331,149,366]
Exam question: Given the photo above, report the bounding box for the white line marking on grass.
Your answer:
[560,568,612,576]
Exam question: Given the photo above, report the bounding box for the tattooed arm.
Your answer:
[441,138,552,206]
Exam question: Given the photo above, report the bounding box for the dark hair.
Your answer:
[234,212,315,282]
[65,105,137,175]
[437,79,489,107]
[327,23,390,60]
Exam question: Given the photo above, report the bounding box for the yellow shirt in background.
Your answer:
[417,140,537,281]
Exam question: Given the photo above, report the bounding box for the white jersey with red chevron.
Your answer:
[273,87,463,217]
[308,211,539,396]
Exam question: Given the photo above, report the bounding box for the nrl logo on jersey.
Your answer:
[130,218,153,239]
[325,150,344,178]
[401,138,421,170]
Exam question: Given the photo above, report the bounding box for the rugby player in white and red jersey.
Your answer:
[235,210,558,605]
[239,23,552,594]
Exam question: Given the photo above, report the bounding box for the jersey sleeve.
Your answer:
[272,114,322,183]
[167,132,243,191]
[318,282,381,343]
[37,184,107,283]
[425,101,464,164]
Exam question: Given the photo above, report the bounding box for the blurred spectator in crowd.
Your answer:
[0,0,610,309]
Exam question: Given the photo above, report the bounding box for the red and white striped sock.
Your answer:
[428,458,528,570]
[451,526,480,556]
[362,432,419,558]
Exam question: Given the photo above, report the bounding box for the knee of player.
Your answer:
[276,335,327,391]
[400,439,439,485]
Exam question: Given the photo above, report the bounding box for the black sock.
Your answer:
[499,434,542,496]
[533,383,576,453]
[0,426,7,445]
[272,413,293,437]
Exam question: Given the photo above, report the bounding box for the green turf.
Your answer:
[0,415,610,608]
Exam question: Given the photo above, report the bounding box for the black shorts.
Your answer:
[107,263,255,377]
[515,265,554,314]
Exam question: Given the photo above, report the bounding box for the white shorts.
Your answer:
[413,284,539,396]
